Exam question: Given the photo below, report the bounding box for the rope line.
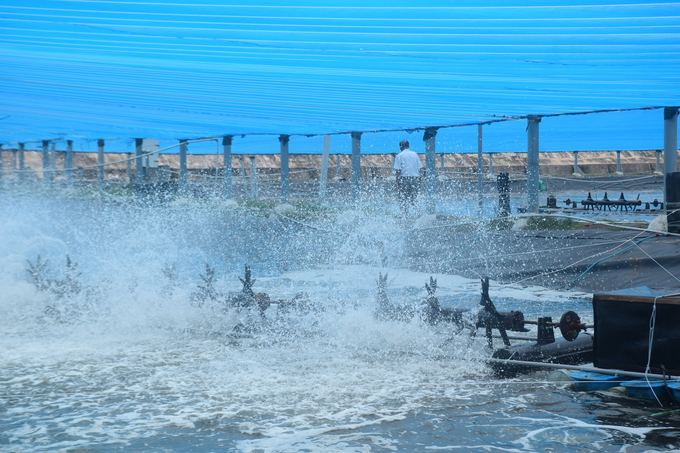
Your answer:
[567,234,658,287]
[632,240,680,285]
[212,215,255,246]
[437,220,492,271]
[240,221,284,255]
[260,224,301,261]
[645,296,663,407]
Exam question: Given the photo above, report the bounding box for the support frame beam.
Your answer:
[222,136,233,199]
[42,140,49,185]
[135,138,143,184]
[18,143,24,183]
[179,139,188,195]
[351,132,362,203]
[66,140,74,186]
[477,124,484,214]
[526,116,541,213]
[249,156,258,199]
[279,134,290,203]
[573,151,581,176]
[664,107,679,206]
[97,139,105,191]
[424,127,437,215]
[319,135,330,203]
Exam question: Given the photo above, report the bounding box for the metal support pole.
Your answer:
[616,150,623,174]
[336,154,341,179]
[249,156,258,199]
[488,153,493,176]
[424,127,437,214]
[42,140,49,185]
[527,116,541,213]
[351,132,362,203]
[65,140,73,186]
[664,107,679,206]
[319,135,330,203]
[179,139,188,195]
[18,143,24,183]
[656,149,662,174]
[222,136,232,199]
[135,138,143,184]
[477,124,483,214]
[50,142,56,183]
[126,153,132,182]
[97,139,105,191]
[279,134,290,203]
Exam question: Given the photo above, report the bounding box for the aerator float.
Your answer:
[560,192,664,212]
[376,273,592,376]
[189,264,321,333]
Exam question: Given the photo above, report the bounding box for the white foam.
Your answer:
[0,193,658,453]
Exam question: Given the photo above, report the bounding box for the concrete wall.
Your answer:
[0,149,673,180]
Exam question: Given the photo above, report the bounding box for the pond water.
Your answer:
[1,192,678,452]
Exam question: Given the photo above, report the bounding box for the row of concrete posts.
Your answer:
[128,108,680,214]
[1,108,677,214]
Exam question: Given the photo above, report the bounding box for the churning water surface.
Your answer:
[1,191,679,452]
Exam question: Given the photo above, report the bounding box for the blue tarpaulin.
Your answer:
[1,1,678,154]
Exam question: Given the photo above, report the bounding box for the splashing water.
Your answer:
[1,192,679,452]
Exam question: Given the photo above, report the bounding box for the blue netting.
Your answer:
[0,1,678,151]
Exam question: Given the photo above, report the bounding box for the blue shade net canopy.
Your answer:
[0,0,679,154]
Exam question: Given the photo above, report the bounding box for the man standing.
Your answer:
[393,140,423,217]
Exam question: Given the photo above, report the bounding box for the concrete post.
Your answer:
[351,132,362,203]
[11,149,17,174]
[527,115,541,213]
[222,136,232,199]
[656,150,662,174]
[65,140,74,186]
[488,153,493,176]
[179,139,188,195]
[50,142,56,183]
[18,143,24,183]
[477,124,483,214]
[97,139,105,191]
[616,150,623,174]
[239,156,246,181]
[424,127,437,214]
[249,156,258,199]
[279,134,290,203]
[135,138,143,184]
[319,135,330,203]
[42,140,49,185]
[573,151,581,177]
[667,172,680,233]
[664,107,679,206]
[144,155,149,181]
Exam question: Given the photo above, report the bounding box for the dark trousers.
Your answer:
[398,177,420,215]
